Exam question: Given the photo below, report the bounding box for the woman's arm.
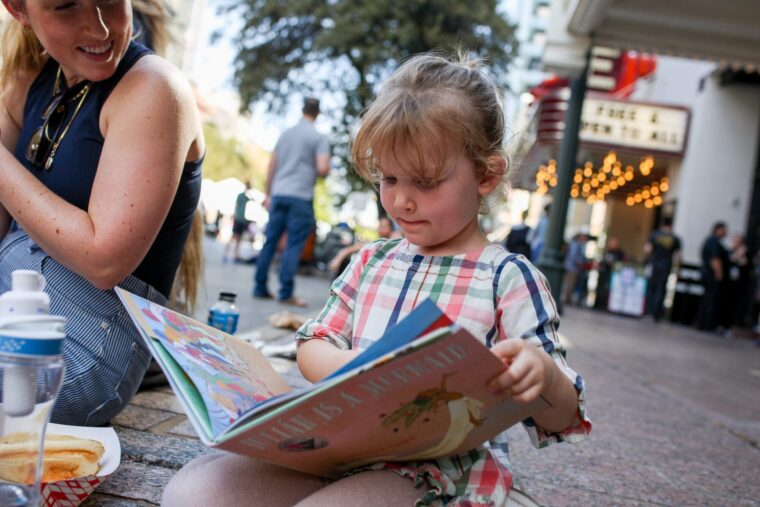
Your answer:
[0,56,202,289]
[0,72,33,239]
[0,108,13,237]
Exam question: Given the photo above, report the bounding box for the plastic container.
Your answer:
[0,270,66,506]
[207,291,239,334]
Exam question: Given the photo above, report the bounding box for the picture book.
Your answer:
[116,288,547,478]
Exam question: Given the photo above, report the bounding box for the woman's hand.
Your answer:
[487,339,557,404]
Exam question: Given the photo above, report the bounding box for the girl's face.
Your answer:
[377,146,500,256]
[15,0,132,86]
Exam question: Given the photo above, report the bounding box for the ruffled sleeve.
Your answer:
[493,255,592,448]
[294,241,384,350]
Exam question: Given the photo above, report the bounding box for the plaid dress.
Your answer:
[296,239,591,506]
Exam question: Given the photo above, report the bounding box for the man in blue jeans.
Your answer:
[254,98,330,307]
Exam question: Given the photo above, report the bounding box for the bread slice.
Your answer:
[0,432,104,483]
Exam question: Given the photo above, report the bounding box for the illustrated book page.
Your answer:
[117,290,545,477]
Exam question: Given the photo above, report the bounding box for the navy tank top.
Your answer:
[14,41,202,298]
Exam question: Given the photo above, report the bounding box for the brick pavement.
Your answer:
[82,238,760,506]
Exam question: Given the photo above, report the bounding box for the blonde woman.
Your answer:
[0,0,204,425]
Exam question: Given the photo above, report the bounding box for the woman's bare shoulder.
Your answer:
[111,54,195,105]
[100,54,202,157]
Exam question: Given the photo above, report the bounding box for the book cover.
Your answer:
[116,289,545,478]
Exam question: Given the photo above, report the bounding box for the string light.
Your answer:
[534,151,668,209]
[534,159,558,192]
[624,176,670,208]
[639,155,654,176]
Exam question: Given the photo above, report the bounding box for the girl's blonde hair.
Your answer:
[352,52,509,209]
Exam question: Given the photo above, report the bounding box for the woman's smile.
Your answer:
[78,41,114,61]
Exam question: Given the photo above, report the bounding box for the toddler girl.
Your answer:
[162,52,591,507]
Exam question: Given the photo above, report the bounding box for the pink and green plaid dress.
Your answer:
[296,238,591,506]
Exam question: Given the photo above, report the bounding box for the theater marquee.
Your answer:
[580,98,690,155]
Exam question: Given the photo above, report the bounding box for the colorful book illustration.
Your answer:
[116,288,546,478]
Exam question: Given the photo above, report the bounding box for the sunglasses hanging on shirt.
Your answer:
[25,68,92,170]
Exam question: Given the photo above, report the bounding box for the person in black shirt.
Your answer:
[644,217,682,321]
[697,222,729,331]
[595,237,626,310]
[505,210,532,258]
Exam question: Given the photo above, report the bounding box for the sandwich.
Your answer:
[0,432,105,483]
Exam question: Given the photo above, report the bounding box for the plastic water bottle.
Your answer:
[0,270,66,506]
[207,291,239,334]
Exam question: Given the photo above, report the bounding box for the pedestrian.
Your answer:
[223,180,252,263]
[594,236,625,310]
[505,209,532,258]
[644,217,682,322]
[163,52,590,507]
[326,216,398,278]
[0,0,204,425]
[253,97,330,307]
[697,222,729,332]
[726,234,752,330]
[562,230,589,306]
[530,203,551,262]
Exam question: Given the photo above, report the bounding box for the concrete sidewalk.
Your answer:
[84,238,760,506]
[508,308,760,506]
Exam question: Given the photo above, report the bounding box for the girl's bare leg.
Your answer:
[295,470,422,507]
[161,452,326,507]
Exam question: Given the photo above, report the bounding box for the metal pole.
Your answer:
[537,54,590,310]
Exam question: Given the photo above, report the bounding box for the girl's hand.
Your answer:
[487,339,557,404]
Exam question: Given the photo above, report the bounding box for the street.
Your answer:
[201,236,760,505]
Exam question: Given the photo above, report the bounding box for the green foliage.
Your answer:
[221,0,516,206]
[201,122,254,183]
[313,178,335,225]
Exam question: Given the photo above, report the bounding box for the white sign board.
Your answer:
[580,98,689,154]
[608,265,648,316]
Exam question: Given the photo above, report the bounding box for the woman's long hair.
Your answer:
[171,210,204,314]
[0,15,46,90]
[132,0,170,56]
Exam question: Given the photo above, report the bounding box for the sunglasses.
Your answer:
[25,71,91,170]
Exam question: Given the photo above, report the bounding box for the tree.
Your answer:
[221,0,517,206]
[201,123,268,189]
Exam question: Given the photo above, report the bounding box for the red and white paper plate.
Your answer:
[40,423,121,507]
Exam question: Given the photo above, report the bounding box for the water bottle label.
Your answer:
[0,334,64,356]
[207,310,239,334]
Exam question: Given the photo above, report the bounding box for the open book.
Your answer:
[116,288,546,478]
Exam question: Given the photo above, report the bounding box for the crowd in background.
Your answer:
[502,212,760,342]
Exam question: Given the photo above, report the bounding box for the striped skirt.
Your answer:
[0,227,165,426]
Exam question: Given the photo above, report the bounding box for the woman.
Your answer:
[0,0,204,425]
